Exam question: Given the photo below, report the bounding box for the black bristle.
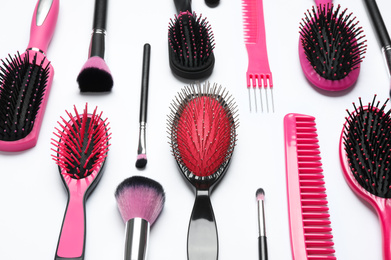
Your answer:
[0,52,49,141]
[135,158,147,169]
[343,96,391,198]
[168,11,215,79]
[114,176,165,200]
[205,0,219,8]
[77,67,113,92]
[299,4,367,80]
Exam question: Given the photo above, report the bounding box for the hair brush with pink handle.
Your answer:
[0,0,58,151]
[340,95,391,259]
[299,0,367,91]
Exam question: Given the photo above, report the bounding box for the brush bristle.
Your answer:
[167,82,238,182]
[256,188,265,201]
[135,154,147,169]
[168,11,215,78]
[343,95,391,198]
[115,176,165,224]
[51,103,111,179]
[299,4,367,80]
[0,52,50,141]
[77,56,113,92]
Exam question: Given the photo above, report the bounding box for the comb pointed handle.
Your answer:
[187,189,218,260]
[27,0,59,54]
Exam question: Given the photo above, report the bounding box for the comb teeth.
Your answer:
[284,113,336,260]
[242,0,259,44]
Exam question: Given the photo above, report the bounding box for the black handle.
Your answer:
[93,0,107,30]
[174,0,192,13]
[364,0,391,47]
[258,236,268,260]
[139,44,151,123]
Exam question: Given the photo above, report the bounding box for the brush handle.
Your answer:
[174,0,192,13]
[89,0,108,58]
[139,44,151,124]
[258,236,268,260]
[315,0,332,5]
[124,218,150,260]
[188,189,218,260]
[27,0,59,54]
[377,203,391,260]
[55,192,86,260]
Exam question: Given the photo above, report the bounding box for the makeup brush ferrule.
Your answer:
[257,199,266,237]
[89,30,106,58]
[382,45,391,77]
[125,218,150,260]
[137,122,147,155]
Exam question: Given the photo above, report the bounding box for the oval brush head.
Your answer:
[167,82,238,187]
[299,4,367,91]
[168,11,215,79]
[0,52,50,142]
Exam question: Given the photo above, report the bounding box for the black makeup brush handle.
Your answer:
[90,0,108,58]
[188,189,218,260]
[258,236,268,260]
[174,0,192,13]
[93,0,107,30]
[139,44,151,123]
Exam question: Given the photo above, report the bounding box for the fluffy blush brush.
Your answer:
[52,104,111,260]
[299,2,367,91]
[115,176,165,260]
[167,82,238,260]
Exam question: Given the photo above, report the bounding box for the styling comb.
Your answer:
[284,113,336,260]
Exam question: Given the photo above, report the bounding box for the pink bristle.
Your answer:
[115,176,165,224]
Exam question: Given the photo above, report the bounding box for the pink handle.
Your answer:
[27,0,59,53]
[56,189,86,258]
[377,202,391,260]
[315,0,332,5]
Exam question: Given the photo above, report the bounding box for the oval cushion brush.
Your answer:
[339,96,391,259]
[167,82,238,260]
[168,0,215,79]
[52,104,111,260]
[115,176,165,260]
[299,1,367,91]
[0,0,59,151]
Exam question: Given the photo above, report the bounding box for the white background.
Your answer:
[0,0,390,259]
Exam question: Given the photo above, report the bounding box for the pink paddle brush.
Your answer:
[52,104,111,260]
[299,1,367,91]
[167,82,238,260]
[0,0,59,151]
[339,96,391,260]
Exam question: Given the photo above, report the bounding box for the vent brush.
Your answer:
[0,0,59,151]
[284,113,336,260]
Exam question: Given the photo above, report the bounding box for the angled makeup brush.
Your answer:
[77,0,113,92]
[256,188,268,260]
[136,44,151,169]
[115,176,165,260]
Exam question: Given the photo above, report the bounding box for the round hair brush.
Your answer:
[115,176,165,260]
[299,2,367,91]
[168,0,215,79]
[167,82,238,260]
[52,104,111,260]
[340,95,391,259]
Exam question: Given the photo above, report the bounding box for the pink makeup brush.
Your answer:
[299,1,367,91]
[115,176,165,260]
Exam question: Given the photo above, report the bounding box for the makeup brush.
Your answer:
[135,44,151,169]
[256,188,268,260]
[115,176,165,260]
[77,0,113,92]
[363,0,391,95]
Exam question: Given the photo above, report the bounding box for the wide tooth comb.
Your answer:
[284,113,336,260]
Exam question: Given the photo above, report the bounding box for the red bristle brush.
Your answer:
[52,103,111,260]
[340,95,391,260]
[115,176,165,260]
[167,82,238,260]
[0,0,59,151]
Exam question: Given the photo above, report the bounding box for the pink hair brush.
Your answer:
[299,1,367,91]
[167,82,238,260]
[0,0,59,151]
[340,96,391,259]
[52,104,111,260]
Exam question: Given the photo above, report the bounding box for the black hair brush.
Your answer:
[168,0,215,79]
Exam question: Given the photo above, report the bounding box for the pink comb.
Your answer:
[242,0,274,113]
[284,113,336,260]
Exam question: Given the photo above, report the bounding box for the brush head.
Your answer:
[77,56,113,92]
[115,176,165,224]
[0,52,50,142]
[135,154,147,169]
[256,188,265,201]
[299,4,367,91]
[168,11,215,79]
[167,82,238,189]
[51,103,111,179]
[342,95,391,198]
